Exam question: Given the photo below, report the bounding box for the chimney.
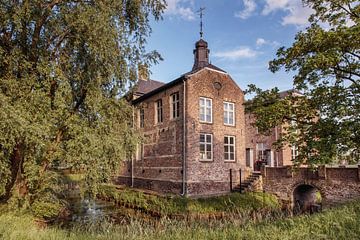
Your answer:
[192,39,210,71]
[138,63,149,81]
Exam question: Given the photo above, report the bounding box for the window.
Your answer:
[139,108,144,128]
[200,133,212,161]
[256,143,266,161]
[136,144,144,160]
[224,102,235,125]
[291,145,299,160]
[170,92,180,119]
[155,99,163,124]
[224,136,235,161]
[199,97,212,123]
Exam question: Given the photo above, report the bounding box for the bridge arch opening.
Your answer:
[293,184,322,214]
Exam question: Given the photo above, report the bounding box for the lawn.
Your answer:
[1,199,360,240]
[97,184,280,216]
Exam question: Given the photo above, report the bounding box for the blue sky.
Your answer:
[146,0,314,93]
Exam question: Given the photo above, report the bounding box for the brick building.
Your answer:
[116,38,246,197]
[245,90,303,171]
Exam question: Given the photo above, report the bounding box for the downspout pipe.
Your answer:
[275,126,278,167]
[131,105,135,187]
[181,78,187,196]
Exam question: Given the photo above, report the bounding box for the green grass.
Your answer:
[1,200,360,240]
[97,184,280,215]
[61,174,84,184]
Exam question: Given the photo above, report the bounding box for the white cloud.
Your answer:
[256,38,267,46]
[165,0,195,21]
[256,38,280,47]
[262,0,289,15]
[262,0,314,26]
[214,47,259,60]
[235,0,257,19]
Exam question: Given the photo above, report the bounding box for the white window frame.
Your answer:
[155,99,163,124]
[223,101,235,126]
[199,133,213,161]
[291,145,299,160]
[199,97,212,123]
[139,108,144,128]
[170,92,180,119]
[136,143,144,160]
[256,143,266,161]
[224,135,236,162]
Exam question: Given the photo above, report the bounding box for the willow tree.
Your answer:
[246,0,359,166]
[0,0,165,209]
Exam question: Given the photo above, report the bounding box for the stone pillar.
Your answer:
[286,165,293,178]
[318,165,327,180]
[261,165,267,178]
[270,150,274,167]
[249,149,254,170]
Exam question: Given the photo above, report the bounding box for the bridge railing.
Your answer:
[262,165,360,182]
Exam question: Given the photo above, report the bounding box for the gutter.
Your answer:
[181,78,187,196]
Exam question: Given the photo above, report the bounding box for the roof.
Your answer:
[133,75,186,105]
[134,79,165,95]
[189,64,227,75]
[278,89,303,98]
[132,65,228,105]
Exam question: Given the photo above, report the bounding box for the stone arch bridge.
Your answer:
[261,166,360,207]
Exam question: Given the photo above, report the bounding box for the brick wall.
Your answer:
[118,68,248,197]
[262,166,360,206]
[185,68,246,196]
[118,83,185,194]
[245,113,293,168]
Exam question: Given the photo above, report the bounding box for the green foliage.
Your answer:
[0,0,166,209]
[31,198,64,220]
[246,0,360,166]
[1,199,360,239]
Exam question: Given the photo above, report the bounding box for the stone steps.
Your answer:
[232,172,261,193]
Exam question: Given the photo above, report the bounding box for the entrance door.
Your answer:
[246,148,254,170]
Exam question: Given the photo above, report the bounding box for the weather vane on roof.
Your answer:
[197,7,206,39]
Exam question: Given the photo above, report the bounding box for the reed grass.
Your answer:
[1,199,360,240]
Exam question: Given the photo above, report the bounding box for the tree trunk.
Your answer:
[0,143,26,202]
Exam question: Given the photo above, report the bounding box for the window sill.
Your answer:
[224,124,236,127]
[199,121,213,125]
[224,160,236,163]
[199,159,213,162]
[170,117,180,122]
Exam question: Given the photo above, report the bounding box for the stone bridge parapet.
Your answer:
[261,165,360,206]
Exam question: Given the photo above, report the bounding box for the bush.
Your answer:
[31,197,65,220]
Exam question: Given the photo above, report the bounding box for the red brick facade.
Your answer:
[245,113,293,170]
[117,82,185,194]
[244,90,304,170]
[185,69,245,196]
[116,67,247,197]
[116,38,298,197]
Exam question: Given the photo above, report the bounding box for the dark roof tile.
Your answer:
[135,79,165,95]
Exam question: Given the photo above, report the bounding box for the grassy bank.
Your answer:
[97,184,280,216]
[1,199,360,239]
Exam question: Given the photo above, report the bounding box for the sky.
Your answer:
[146,0,314,94]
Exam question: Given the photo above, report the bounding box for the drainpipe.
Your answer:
[131,105,135,187]
[275,126,279,167]
[181,78,187,196]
